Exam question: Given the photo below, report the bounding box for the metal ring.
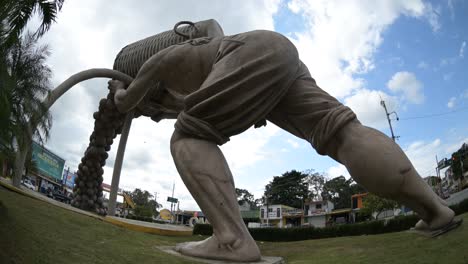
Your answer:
[173,21,198,39]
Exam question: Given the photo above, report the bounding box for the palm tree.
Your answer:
[1,32,53,186]
[1,0,65,47]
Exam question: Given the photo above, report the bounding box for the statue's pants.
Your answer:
[175,30,356,155]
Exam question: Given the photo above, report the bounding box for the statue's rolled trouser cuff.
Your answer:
[175,112,229,145]
[309,105,357,155]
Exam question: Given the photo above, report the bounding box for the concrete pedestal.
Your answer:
[156,246,285,264]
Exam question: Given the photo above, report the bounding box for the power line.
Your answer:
[399,106,468,121]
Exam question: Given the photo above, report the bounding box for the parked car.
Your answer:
[21,179,35,191]
[51,189,71,204]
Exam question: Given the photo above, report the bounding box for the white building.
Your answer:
[303,200,334,228]
[259,204,303,228]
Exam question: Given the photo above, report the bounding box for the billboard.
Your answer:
[62,170,76,188]
[31,141,65,181]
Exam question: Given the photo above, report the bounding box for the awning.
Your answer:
[328,208,352,215]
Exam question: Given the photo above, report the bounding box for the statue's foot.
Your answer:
[414,219,429,230]
[428,205,455,230]
[414,205,455,231]
[175,235,261,262]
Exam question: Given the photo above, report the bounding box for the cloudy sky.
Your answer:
[32,0,468,211]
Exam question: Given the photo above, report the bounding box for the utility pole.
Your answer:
[380,97,399,141]
[435,155,443,197]
[170,181,175,222]
[154,192,158,211]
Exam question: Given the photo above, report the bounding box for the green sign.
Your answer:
[167,197,178,203]
[31,142,65,181]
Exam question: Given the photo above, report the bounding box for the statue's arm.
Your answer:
[113,52,167,113]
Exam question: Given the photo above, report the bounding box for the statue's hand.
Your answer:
[108,80,128,113]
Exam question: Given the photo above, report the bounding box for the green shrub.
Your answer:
[125,214,154,223]
[449,198,468,216]
[152,219,168,224]
[193,223,213,236]
[384,214,419,232]
[192,198,468,241]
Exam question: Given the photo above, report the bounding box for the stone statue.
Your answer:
[49,19,459,262]
[107,22,460,262]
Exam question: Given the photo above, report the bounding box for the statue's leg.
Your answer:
[327,121,454,230]
[170,130,261,262]
[267,69,454,231]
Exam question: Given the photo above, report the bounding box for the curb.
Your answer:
[104,217,193,236]
[0,178,103,221]
[0,178,192,237]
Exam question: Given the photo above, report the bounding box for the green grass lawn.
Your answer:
[1,186,467,264]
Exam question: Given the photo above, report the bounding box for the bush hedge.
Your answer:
[192,197,468,242]
[193,215,419,241]
[449,198,468,216]
[124,215,167,224]
[193,222,213,236]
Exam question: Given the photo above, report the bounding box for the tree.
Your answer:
[1,0,65,47]
[0,33,53,186]
[322,176,366,209]
[451,143,468,190]
[264,170,309,209]
[129,188,153,206]
[360,193,399,220]
[235,188,256,209]
[304,169,327,201]
[128,188,162,217]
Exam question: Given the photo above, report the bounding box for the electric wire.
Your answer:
[399,106,468,121]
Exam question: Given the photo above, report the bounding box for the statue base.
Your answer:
[408,217,463,237]
[156,246,285,264]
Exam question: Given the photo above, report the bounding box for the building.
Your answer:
[303,200,334,228]
[259,204,303,228]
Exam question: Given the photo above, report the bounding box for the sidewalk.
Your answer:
[0,177,192,236]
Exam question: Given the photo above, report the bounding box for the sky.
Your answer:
[30,0,468,211]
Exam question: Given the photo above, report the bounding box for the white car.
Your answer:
[22,179,35,191]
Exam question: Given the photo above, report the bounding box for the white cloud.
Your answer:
[285,0,440,98]
[460,41,466,58]
[462,89,468,99]
[447,97,456,108]
[440,56,458,67]
[448,0,455,20]
[405,139,441,176]
[286,138,300,149]
[387,71,425,104]
[404,138,468,177]
[326,164,350,179]
[443,72,454,81]
[221,125,280,175]
[417,61,429,69]
[422,3,441,32]
[345,89,399,130]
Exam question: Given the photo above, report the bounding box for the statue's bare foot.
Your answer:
[175,235,261,262]
[414,219,429,230]
[414,205,455,231]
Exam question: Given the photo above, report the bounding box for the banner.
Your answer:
[62,170,76,188]
[31,142,65,181]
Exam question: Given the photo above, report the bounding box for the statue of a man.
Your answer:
[110,30,456,262]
